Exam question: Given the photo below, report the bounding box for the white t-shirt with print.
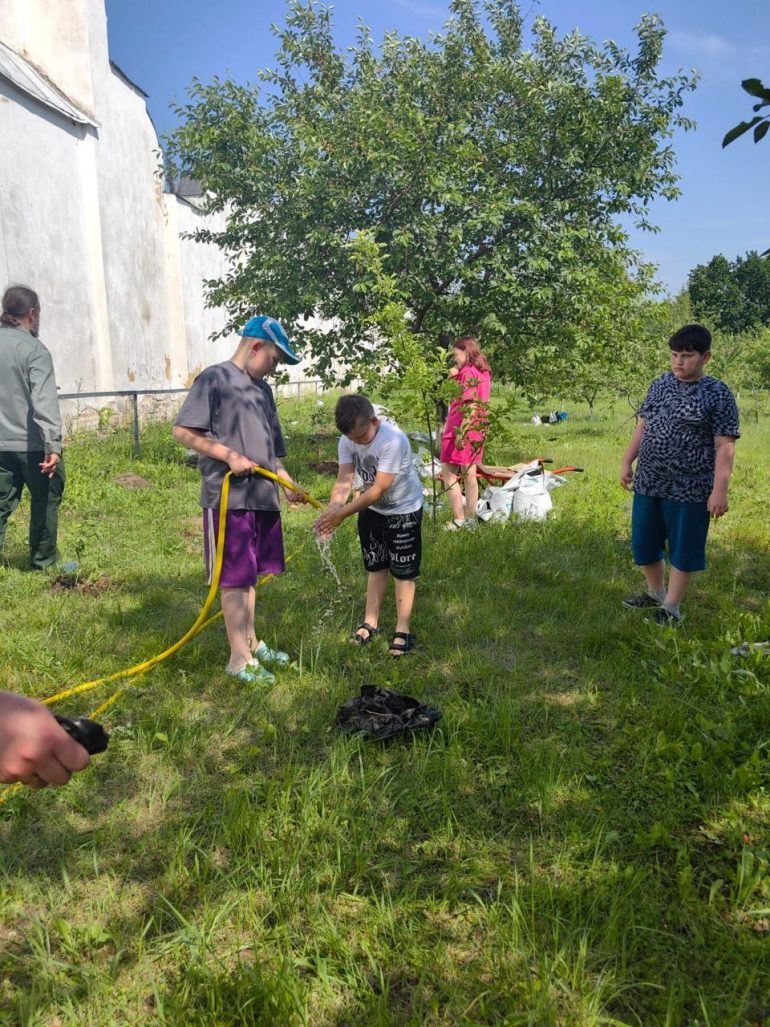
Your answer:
[338,421,424,515]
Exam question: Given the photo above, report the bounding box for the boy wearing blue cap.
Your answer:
[173,316,305,684]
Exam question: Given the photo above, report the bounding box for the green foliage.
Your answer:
[618,290,770,414]
[688,251,770,334]
[347,230,458,434]
[166,1,696,394]
[722,78,769,258]
[593,291,692,416]
[711,327,770,394]
[722,78,770,148]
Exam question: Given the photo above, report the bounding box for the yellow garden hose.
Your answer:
[0,465,322,806]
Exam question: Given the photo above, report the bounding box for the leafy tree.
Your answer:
[609,293,691,416]
[688,255,743,332]
[740,328,770,389]
[166,0,696,388]
[722,78,770,148]
[707,327,770,424]
[688,251,770,333]
[521,256,660,415]
[734,252,770,326]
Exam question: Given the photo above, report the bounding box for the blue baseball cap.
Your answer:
[240,315,300,365]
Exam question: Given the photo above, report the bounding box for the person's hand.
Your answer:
[227,453,255,476]
[448,366,460,379]
[39,453,60,478]
[708,489,729,518]
[314,505,346,538]
[281,478,306,504]
[0,692,90,787]
[620,460,634,490]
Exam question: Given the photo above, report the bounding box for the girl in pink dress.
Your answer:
[440,337,492,529]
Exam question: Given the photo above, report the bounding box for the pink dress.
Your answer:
[440,364,492,465]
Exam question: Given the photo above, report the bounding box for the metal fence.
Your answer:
[59,379,324,458]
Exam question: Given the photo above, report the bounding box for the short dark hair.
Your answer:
[335,394,375,434]
[668,324,711,354]
[1,285,39,327]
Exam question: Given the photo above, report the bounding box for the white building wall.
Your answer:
[0,0,319,404]
[163,197,233,386]
[0,78,100,390]
[0,0,97,117]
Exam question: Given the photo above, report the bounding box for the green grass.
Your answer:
[1,392,769,1026]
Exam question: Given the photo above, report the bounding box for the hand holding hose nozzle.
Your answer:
[54,716,109,755]
[0,693,104,791]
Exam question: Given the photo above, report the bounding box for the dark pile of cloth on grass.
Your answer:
[337,685,442,740]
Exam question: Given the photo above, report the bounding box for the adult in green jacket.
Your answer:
[0,285,65,569]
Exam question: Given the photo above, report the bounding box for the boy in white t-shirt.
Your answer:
[314,395,424,656]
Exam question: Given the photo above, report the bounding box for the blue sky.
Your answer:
[105,0,769,295]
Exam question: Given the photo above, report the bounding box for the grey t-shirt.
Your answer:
[0,325,62,454]
[338,421,424,515]
[174,361,286,511]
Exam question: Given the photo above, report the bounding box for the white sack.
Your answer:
[413,446,442,480]
[476,461,566,523]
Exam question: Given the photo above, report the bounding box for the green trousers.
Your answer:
[0,451,65,569]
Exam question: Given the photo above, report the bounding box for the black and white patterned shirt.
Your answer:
[633,372,740,503]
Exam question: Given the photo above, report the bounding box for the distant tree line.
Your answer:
[687,251,770,334]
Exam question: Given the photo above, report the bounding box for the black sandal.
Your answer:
[353,622,379,646]
[389,631,416,657]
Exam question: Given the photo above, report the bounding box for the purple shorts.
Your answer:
[203,509,285,588]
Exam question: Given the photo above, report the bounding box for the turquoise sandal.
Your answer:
[254,642,290,667]
[226,660,275,686]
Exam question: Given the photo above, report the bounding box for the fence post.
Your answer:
[131,392,140,458]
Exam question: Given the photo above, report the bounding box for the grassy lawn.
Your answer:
[1,391,769,1026]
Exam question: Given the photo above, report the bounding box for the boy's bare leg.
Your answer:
[393,577,416,635]
[245,583,268,652]
[356,570,389,640]
[246,585,257,651]
[464,464,479,520]
[441,463,465,521]
[221,586,255,672]
[665,567,693,607]
[640,560,665,596]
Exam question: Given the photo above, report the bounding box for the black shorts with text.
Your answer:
[357,507,423,580]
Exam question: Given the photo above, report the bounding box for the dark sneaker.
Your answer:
[622,592,662,609]
[649,607,682,627]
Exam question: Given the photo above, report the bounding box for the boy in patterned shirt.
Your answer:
[620,324,740,625]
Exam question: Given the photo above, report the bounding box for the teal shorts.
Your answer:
[631,492,710,572]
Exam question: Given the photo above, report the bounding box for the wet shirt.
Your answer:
[633,372,740,503]
[174,361,286,510]
[338,422,424,515]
